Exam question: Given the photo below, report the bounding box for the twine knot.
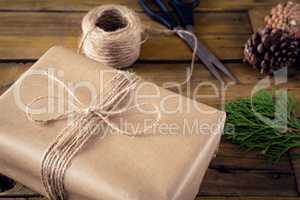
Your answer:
[83,107,96,114]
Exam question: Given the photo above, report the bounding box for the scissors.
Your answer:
[139,0,240,84]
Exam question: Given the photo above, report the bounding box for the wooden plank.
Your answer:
[24,197,300,200]
[211,141,291,172]
[142,34,247,61]
[23,197,300,200]
[290,148,300,195]
[1,166,296,198]
[0,12,251,36]
[11,197,300,200]
[0,63,31,96]
[0,12,251,60]
[0,63,31,87]
[0,0,290,12]
[199,169,297,196]
[196,197,300,200]
[248,7,270,32]
[7,197,298,200]
[0,35,248,61]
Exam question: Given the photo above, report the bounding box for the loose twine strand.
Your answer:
[78,4,198,88]
[25,71,161,200]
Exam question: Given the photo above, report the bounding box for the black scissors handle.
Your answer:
[170,0,199,27]
[139,0,178,29]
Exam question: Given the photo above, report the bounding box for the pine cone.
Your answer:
[244,27,299,74]
[264,1,300,37]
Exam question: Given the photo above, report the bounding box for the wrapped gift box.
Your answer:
[0,46,225,200]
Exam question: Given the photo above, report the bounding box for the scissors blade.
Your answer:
[196,38,240,83]
[174,28,223,84]
[201,59,225,85]
[176,26,240,83]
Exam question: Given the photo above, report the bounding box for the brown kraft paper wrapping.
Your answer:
[0,46,226,200]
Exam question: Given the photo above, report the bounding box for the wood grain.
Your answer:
[0,0,289,12]
[196,197,300,200]
[248,7,270,31]
[0,12,250,60]
[24,197,300,200]
[200,169,297,196]
[1,164,297,197]
[1,0,300,199]
[211,141,291,172]
[0,63,31,87]
[290,148,300,195]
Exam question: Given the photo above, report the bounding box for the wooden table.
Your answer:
[1,0,300,199]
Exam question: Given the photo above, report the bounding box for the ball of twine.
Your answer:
[79,5,144,69]
[78,4,198,87]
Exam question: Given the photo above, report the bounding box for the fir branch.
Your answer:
[224,90,300,162]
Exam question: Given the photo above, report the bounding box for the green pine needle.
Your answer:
[224,90,300,163]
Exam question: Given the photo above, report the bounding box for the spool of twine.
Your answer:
[79,5,144,69]
[79,4,198,86]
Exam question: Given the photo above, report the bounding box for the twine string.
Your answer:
[174,29,198,87]
[25,71,161,200]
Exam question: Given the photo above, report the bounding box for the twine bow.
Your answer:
[25,71,161,200]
